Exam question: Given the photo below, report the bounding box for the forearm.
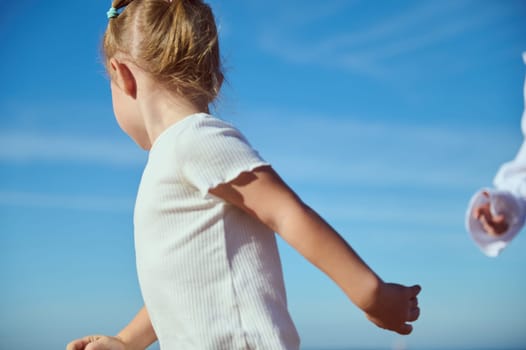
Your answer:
[275,203,381,311]
[210,167,381,310]
[210,167,420,334]
[117,306,157,350]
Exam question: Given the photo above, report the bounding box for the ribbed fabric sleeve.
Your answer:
[133,113,300,350]
[177,116,269,196]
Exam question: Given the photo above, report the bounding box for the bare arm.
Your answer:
[66,306,157,350]
[117,306,157,350]
[210,166,421,335]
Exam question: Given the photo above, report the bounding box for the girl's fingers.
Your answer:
[409,298,418,308]
[397,323,413,335]
[475,205,490,220]
[411,285,421,296]
[67,336,102,350]
[473,205,483,219]
[493,214,506,224]
[479,215,495,234]
[66,339,90,350]
[406,284,421,299]
[407,307,420,322]
[475,205,508,235]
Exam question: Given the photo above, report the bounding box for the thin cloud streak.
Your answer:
[1,109,518,190]
[0,191,134,213]
[0,130,146,166]
[310,197,462,227]
[314,1,467,52]
[238,109,519,190]
[259,1,517,78]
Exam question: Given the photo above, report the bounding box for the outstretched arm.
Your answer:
[67,306,157,350]
[210,166,421,335]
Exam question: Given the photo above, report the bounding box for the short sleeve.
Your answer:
[178,117,269,196]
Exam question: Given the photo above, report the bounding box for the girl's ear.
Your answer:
[109,58,137,99]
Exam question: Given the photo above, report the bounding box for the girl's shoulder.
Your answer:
[151,112,249,156]
[177,113,246,143]
[169,113,238,138]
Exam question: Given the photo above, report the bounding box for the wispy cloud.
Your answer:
[0,191,134,213]
[258,1,517,79]
[235,109,520,190]
[0,130,146,166]
[310,194,464,228]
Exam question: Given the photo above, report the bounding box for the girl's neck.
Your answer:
[138,79,209,150]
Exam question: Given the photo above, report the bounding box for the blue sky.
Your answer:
[1,1,526,349]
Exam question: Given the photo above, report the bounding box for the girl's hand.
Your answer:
[473,192,509,236]
[363,282,421,335]
[66,335,127,350]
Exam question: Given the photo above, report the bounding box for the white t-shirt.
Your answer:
[134,113,300,349]
[465,52,526,257]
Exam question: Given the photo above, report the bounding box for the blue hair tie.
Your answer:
[107,7,119,19]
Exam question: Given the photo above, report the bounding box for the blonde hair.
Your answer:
[103,0,223,105]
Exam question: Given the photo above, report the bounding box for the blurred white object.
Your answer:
[465,52,526,257]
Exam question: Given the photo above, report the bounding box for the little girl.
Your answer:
[67,1,421,349]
